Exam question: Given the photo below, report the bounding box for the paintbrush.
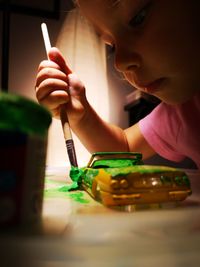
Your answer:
[41,22,78,167]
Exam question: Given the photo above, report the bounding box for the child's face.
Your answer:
[78,0,200,104]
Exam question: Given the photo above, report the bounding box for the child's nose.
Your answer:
[114,46,141,72]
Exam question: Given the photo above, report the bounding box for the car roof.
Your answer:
[87,152,143,167]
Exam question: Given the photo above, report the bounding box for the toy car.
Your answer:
[69,152,192,206]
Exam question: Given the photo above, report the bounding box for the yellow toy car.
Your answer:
[70,152,192,206]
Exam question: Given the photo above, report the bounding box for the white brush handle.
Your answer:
[41,23,78,166]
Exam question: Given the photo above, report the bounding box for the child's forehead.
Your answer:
[77,0,139,12]
[109,0,121,6]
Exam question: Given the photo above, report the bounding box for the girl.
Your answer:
[35,0,200,168]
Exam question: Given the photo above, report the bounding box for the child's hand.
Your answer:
[35,47,87,124]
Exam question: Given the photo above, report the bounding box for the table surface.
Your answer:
[1,167,200,267]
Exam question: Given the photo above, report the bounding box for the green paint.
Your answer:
[174,175,191,186]
[44,178,75,198]
[69,152,190,192]
[58,183,78,192]
[89,152,143,167]
[44,187,67,198]
[68,152,145,186]
[45,177,64,185]
[44,178,90,204]
[44,183,76,197]
[183,175,190,187]
[83,169,99,187]
[91,151,143,160]
[44,187,90,203]
[67,192,90,204]
[0,92,51,136]
[105,165,178,176]
[175,176,183,185]
[67,152,191,207]
[92,158,137,168]
[69,166,85,190]
[70,166,84,182]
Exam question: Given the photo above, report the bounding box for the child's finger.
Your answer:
[39,90,69,111]
[35,78,69,102]
[37,59,61,72]
[35,67,68,88]
[48,47,72,75]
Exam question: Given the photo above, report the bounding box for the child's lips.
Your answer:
[136,78,165,94]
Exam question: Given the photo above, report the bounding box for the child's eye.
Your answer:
[129,2,151,27]
[110,44,116,53]
[107,44,115,54]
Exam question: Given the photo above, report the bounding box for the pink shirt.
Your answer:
[139,92,200,169]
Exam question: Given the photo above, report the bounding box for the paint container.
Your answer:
[0,92,52,227]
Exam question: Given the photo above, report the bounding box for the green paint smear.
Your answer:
[92,158,141,168]
[69,160,186,186]
[44,181,90,204]
[45,178,65,185]
[67,191,90,204]
[69,166,85,189]
[44,188,68,198]
[58,182,78,192]
[44,183,77,197]
[83,169,99,188]
[104,165,182,176]
[44,188,89,204]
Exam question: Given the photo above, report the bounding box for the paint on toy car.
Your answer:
[69,152,192,206]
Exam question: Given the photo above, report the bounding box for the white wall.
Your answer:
[0,0,131,167]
